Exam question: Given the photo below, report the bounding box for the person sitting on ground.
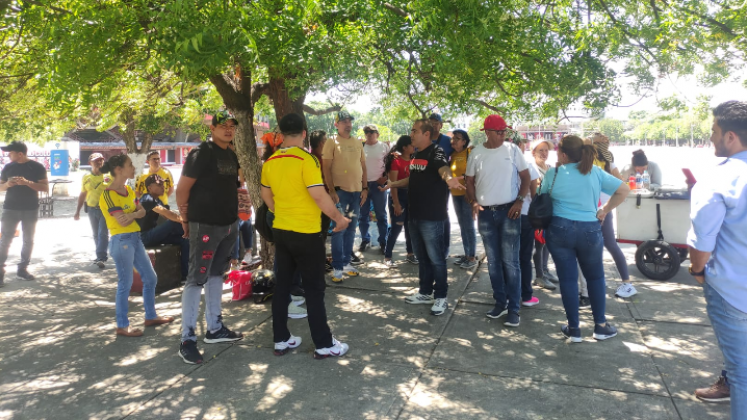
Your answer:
[137,174,189,282]
[540,136,629,343]
[449,130,477,270]
[383,135,417,267]
[620,149,663,190]
[135,151,174,205]
[99,155,174,337]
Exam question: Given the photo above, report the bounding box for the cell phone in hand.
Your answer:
[682,168,697,185]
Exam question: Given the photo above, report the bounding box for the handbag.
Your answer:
[225,270,253,301]
[528,168,558,229]
[254,203,274,242]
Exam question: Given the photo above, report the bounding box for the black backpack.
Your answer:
[527,168,558,229]
[254,203,274,243]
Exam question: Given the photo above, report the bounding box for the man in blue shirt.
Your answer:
[429,113,453,157]
[688,100,747,418]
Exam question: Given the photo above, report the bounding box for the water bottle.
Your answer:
[635,173,642,190]
[642,170,650,190]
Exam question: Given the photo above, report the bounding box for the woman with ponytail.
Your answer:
[538,136,629,343]
[383,135,417,266]
[99,154,174,337]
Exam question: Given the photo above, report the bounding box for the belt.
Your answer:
[485,202,513,211]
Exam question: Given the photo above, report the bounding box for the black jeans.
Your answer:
[0,209,38,271]
[519,215,535,301]
[272,228,333,349]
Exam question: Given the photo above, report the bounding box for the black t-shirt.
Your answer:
[408,144,449,221]
[1,160,47,210]
[137,193,166,232]
[182,141,240,226]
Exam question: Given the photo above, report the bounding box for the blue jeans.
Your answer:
[452,195,476,258]
[409,218,449,299]
[110,232,157,328]
[546,216,607,328]
[330,190,360,270]
[704,282,747,419]
[478,207,521,312]
[232,219,253,259]
[520,215,535,301]
[88,206,109,261]
[140,221,189,280]
[385,189,412,259]
[359,181,388,246]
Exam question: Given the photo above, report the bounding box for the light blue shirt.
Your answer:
[687,150,747,313]
[539,163,622,222]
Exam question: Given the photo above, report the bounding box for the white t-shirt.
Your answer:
[521,164,540,215]
[466,142,529,206]
[363,141,390,182]
[599,162,618,206]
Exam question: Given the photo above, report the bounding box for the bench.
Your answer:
[129,244,183,296]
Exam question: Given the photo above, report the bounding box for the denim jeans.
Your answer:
[704,282,747,420]
[546,216,607,328]
[0,209,38,271]
[110,232,158,328]
[533,240,550,278]
[478,207,521,312]
[330,190,360,270]
[519,215,535,301]
[87,206,109,262]
[140,221,189,280]
[385,188,412,259]
[409,218,449,299]
[232,219,253,260]
[359,181,388,247]
[601,212,630,281]
[452,195,476,258]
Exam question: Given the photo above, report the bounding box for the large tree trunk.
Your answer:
[120,110,153,182]
[268,76,306,118]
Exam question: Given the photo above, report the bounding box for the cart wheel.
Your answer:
[677,248,689,261]
[635,240,681,281]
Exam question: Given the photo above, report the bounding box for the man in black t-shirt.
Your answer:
[382,120,464,317]
[176,110,243,365]
[137,174,189,281]
[0,141,48,285]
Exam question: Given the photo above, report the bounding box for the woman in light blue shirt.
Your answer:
[539,136,629,342]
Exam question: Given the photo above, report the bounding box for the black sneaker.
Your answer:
[486,306,508,319]
[358,240,370,252]
[379,244,386,255]
[204,324,244,344]
[561,325,582,343]
[405,254,419,265]
[179,340,204,364]
[290,285,305,297]
[350,253,364,266]
[504,311,520,327]
[17,269,35,281]
[94,259,105,269]
[325,261,333,272]
[593,323,618,341]
[579,295,591,309]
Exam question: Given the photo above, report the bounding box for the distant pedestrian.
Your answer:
[0,141,48,285]
[688,100,747,418]
[74,153,110,269]
[358,124,389,253]
[383,135,416,267]
[466,116,531,327]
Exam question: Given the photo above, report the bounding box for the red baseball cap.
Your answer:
[480,115,509,131]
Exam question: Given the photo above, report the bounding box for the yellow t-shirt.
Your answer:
[261,147,324,234]
[99,186,141,236]
[321,135,364,193]
[135,167,173,205]
[82,172,111,207]
[450,149,469,196]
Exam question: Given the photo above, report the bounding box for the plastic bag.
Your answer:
[225,270,253,301]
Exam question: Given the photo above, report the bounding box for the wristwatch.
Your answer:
[515,194,525,202]
[362,187,369,190]
[688,265,705,277]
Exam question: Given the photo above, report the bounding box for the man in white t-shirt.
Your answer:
[466,115,530,328]
[358,124,390,252]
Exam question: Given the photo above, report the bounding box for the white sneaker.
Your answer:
[288,303,308,319]
[384,259,397,269]
[615,283,638,298]
[431,298,448,316]
[404,293,435,305]
[274,334,302,355]
[343,264,359,277]
[291,295,305,306]
[332,269,344,283]
[314,337,349,359]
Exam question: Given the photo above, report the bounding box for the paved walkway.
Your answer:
[0,215,730,420]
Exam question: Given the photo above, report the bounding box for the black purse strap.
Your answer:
[539,167,559,196]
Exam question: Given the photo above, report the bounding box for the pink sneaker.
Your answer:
[521,297,540,307]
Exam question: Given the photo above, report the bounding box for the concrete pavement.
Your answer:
[0,215,731,420]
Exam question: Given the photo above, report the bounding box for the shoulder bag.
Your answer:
[527,167,558,229]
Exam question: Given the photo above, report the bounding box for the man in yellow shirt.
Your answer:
[74,153,110,268]
[135,151,174,205]
[261,113,351,359]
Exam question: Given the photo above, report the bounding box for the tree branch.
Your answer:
[383,3,409,18]
[209,73,252,110]
[472,99,505,113]
[595,0,659,68]
[21,0,71,14]
[302,104,341,116]
[251,82,269,105]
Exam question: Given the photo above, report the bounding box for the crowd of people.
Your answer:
[1,101,744,418]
